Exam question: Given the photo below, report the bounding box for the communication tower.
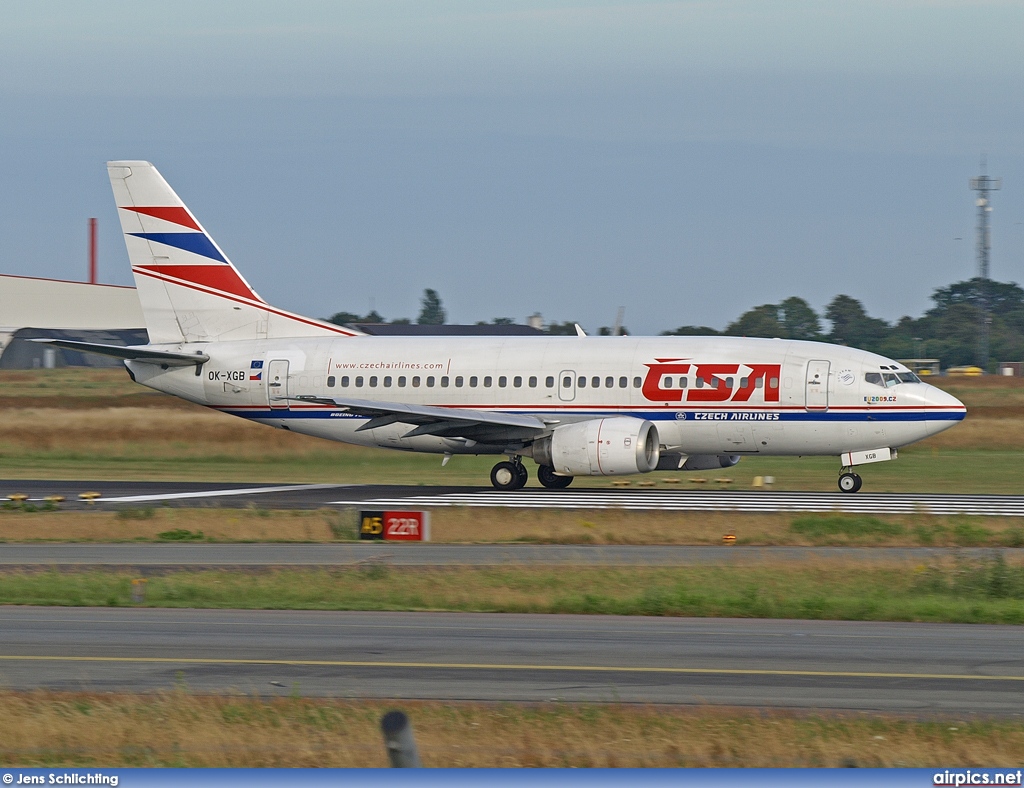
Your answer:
[970,158,1001,370]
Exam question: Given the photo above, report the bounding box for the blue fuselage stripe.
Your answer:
[217,408,966,423]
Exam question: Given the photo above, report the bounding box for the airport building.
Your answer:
[0,274,146,369]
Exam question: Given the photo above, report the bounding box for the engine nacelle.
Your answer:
[532,417,660,476]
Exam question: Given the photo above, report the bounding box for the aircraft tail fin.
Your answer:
[108,161,361,343]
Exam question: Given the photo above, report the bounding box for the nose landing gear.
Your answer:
[838,468,863,493]
[490,458,529,490]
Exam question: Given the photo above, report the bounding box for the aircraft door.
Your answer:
[558,370,576,402]
[805,360,830,411]
[267,360,290,409]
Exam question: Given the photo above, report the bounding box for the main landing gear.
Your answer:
[489,460,575,490]
[838,468,863,493]
[490,459,529,491]
[537,464,573,489]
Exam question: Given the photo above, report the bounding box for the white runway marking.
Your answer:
[342,490,1024,516]
[101,483,353,503]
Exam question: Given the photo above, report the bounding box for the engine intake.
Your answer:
[532,417,660,476]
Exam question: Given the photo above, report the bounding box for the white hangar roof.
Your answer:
[0,274,143,331]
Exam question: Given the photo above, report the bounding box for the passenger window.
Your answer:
[618,376,627,388]
[484,376,492,387]
[632,377,641,388]
[426,376,435,387]
[341,376,350,387]
[369,376,378,387]
[455,376,464,387]
[591,376,600,388]
[383,376,392,387]
[769,377,779,388]
[663,377,673,388]
[499,376,507,387]
[711,378,720,389]
[327,376,336,387]
[605,376,614,388]
[680,377,687,389]
[725,377,734,389]
[547,376,555,388]
[441,376,449,387]
[514,376,523,387]
[529,376,538,388]
[563,376,572,388]
[469,376,478,387]
[755,377,763,388]
[578,377,587,388]
[412,376,420,387]
[355,376,363,387]
[696,377,705,389]
[398,376,406,387]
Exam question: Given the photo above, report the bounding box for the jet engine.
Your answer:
[532,417,660,476]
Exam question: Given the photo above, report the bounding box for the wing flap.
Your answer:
[293,395,547,443]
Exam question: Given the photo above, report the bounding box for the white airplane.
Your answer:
[40,161,966,493]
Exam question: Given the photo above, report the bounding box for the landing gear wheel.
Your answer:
[838,472,863,493]
[537,464,573,489]
[514,462,529,488]
[491,461,526,491]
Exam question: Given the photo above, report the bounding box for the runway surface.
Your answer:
[5,479,1024,516]
[0,543,1012,569]
[0,608,1020,713]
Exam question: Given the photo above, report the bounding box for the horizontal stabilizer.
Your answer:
[31,339,209,367]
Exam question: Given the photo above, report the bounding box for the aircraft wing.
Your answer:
[294,395,551,444]
[30,339,209,367]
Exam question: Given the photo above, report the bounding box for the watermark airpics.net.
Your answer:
[934,771,1023,786]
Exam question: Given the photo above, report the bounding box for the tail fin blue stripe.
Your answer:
[128,232,227,263]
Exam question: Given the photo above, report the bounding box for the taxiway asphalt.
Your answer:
[0,608,1019,713]
[0,543,1013,569]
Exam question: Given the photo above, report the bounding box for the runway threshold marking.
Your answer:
[0,655,1020,682]
[100,483,352,503]
[343,491,1024,517]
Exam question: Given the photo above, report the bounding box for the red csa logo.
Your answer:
[641,359,781,403]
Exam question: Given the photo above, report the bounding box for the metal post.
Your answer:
[380,710,421,767]
[88,218,98,284]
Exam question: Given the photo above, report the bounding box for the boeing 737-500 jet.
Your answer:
[39,162,966,492]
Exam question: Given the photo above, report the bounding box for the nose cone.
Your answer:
[923,384,966,437]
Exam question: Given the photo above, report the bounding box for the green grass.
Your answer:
[5,557,1024,623]
[3,444,1024,493]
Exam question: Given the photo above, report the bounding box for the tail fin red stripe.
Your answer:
[134,264,262,302]
[122,206,201,231]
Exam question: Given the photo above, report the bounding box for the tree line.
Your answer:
[329,278,1024,369]
[664,277,1024,369]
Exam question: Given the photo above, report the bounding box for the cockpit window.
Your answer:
[866,370,921,387]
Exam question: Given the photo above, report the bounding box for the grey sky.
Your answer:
[1,1,1022,333]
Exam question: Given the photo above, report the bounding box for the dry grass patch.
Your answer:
[0,692,1020,767]
[2,507,1024,547]
[0,507,345,543]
